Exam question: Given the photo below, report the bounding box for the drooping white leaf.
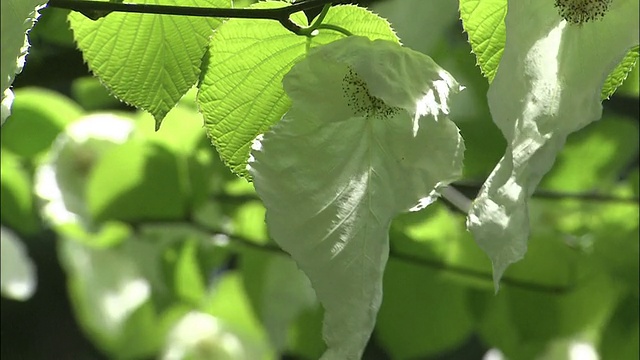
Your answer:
[467,0,639,289]
[249,36,464,359]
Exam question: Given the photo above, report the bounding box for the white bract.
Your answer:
[35,114,134,226]
[0,226,37,301]
[467,0,639,289]
[249,36,464,359]
[162,312,250,360]
[58,239,151,337]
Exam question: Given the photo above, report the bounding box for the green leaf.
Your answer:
[541,115,639,192]
[56,221,132,249]
[1,88,84,160]
[173,238,207,305]
[86,100,215,222]
[602,45,639,99]
[590,197,639,292]
[136,102,217,210]
[375,259,473,359]
[202,272,275,359]
[390,205,493,291]
[0,150,40,235]
[467,0,639,289]
[616,56,639,97]
[29,7,76,47]
[198,2,398,177]
[68,0,225,127]
[240,250,316,352]
[71,76,123,111]
[227,200,269,244]
[458,0,507,82]
[478,271,620,359]
[599,296,640,360]
[249,37,464,359]
[87,141,187,222]
[0,0,47,123]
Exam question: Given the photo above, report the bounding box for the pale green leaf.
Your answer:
[0,0,47,124]
[198,2,398,177]
[458,0,506,82]
[68,0,225,127]
[249,36,464,359]
[467,0,639,289]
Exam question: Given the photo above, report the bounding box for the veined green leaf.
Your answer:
[198,2,398,178]
[458,0,506,82]
[249,36,464,359]
[602,45,639,99]
[68,0,225,128]
[466,0,639,289]
[0,0,47,124]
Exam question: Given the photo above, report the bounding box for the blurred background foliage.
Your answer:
[1,0,638,359]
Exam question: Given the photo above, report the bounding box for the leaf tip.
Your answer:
[491,263,507,294]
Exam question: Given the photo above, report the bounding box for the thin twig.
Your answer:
[47,0,334,34]
[229,232,576,294]
[133,218,576,294]
[453,180,639,204]
[213,183,640,208]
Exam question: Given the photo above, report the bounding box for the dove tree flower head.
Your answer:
[249,36,464,359]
